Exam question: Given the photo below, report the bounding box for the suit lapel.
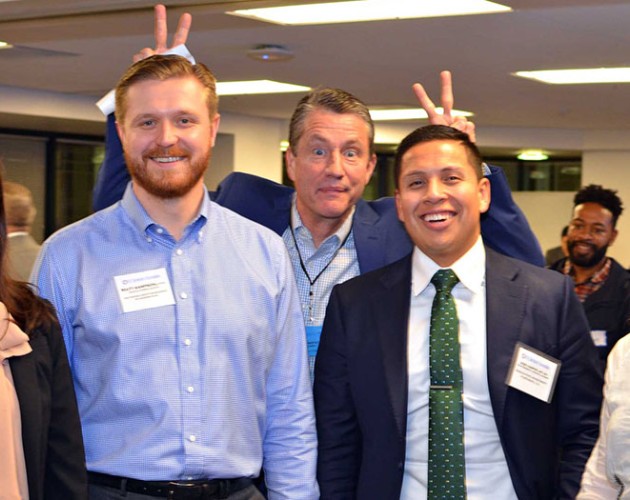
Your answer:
[354,200,385,274]
[375,255,413,439]
[485,248,528,431]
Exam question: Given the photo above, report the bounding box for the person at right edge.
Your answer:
[549,184,630,370]
[314,125,603,499]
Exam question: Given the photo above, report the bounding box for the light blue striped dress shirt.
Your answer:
[33,184,318,499]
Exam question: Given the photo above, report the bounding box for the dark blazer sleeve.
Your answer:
[486,252,602,499]
[12,316,87,500]
[482,164,545,267]
[92,113,130,212]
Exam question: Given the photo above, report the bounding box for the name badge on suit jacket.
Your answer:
[506,342,561,403]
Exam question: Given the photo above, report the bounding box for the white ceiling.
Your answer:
[1,0,630,132]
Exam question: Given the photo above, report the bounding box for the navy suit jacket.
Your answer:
[9,317,87,500]
[313,248,602,499]
[93,114,544,269]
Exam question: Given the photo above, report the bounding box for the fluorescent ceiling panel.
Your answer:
[515,68,630,84]
[228,0,511,26]
[369,107,472,121]
[216,80,310,96]
[517,150,548,161]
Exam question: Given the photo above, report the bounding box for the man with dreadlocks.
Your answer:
[550,184,630,368]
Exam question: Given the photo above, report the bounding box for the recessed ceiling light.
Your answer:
[369,107,473,121]
[216,80,310,96]
[515,67,630,84]
[517,150,549,161]
[0,41,13,50]
[228,0,511,26]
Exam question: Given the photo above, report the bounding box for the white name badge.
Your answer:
[506,342,561,403]
[114,268,176,313]
[590,329,607,347]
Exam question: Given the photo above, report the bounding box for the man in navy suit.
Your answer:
[314,125,602,499]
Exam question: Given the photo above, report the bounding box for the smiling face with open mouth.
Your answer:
[567,202,617,269]
[117,76,220,200]
[395,139,490,267]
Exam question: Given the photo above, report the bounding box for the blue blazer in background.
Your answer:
[93,114,544,268]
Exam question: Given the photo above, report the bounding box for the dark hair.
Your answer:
[288,87,375,155]
[394,125,482,188]
[0,169,57,333]
[115,54,218,124]
[574,184,624,227]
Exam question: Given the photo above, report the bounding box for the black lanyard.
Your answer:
[289,216,353,322]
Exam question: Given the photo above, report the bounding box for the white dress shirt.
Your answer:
[400,237,518,500]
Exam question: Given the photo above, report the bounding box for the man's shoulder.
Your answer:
[608,257,630,276]
[487,247,570,289]
[209,200,287,248]
[47,206,118,242]
[215,172,293,201]
[356,196,397,219]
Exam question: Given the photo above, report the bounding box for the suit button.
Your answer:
[397,462,403,469]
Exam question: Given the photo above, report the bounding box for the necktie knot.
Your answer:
[431,269,459,295]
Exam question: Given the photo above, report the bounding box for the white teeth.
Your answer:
[423,212,452,222]
[153,156,184,163]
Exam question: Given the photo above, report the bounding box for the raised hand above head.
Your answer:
[133,4,192,63]
[412,70,476,143]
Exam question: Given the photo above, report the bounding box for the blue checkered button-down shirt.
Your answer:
[33,184,318,499]
[283,199,360,375]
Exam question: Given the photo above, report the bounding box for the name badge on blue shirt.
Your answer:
[114,268,175,313]
[306,325,322,358]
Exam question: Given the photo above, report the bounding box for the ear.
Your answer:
[115,120,126,145]
[366,153,377,183]
[209,113,221,147]
[285,148,297,182]
[478,177,491,214]
[610,228,619,246]
[395,189,405,223]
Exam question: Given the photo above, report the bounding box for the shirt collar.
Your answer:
[289,194,355,247]
[564,256,611,285]
[121,182,209,236]
[411,236,486,296]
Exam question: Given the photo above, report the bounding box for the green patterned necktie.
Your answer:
[428,269,466,499]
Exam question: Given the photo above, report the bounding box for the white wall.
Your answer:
[218,113,286,184]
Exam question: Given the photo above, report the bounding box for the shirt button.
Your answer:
[180,292,188,299]
[184,339,192,346]
[187,386,194,393]
[189,435,196,442]
[146,237,153,243]
[176,249,183,256]
[156,227,164,234]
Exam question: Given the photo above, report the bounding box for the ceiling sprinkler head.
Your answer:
[247,44,294,62]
